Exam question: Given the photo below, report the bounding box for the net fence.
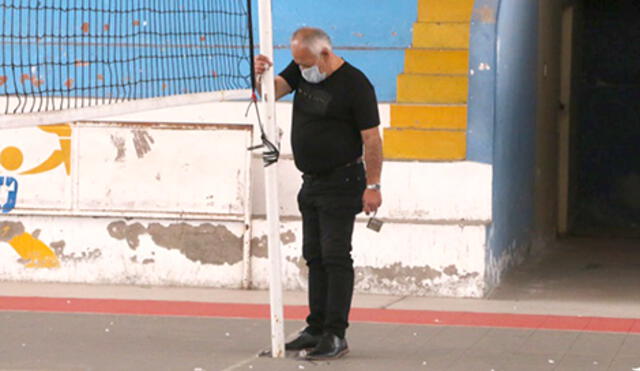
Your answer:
[0,0,253,119]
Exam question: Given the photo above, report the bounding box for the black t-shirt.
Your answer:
[279,60,380,174]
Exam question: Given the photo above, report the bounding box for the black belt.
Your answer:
[303,158,363,179]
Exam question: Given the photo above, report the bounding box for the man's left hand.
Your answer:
[363,189,382,215]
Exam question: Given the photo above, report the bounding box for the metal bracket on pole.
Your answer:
[257,0,285,358]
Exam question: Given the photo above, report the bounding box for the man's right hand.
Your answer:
[254,54,292,100]
[254,55,273,77]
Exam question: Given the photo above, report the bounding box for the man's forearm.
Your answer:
[256,76,291,100]
[364,136,383,184]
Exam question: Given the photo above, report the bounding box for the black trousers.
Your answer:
[297,162,365,339]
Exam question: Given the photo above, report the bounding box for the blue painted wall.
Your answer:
[259,0,417,102]
[0,0,255,105]
[488,0,538,268]
[0,1,415,105]
[467,0,499,164]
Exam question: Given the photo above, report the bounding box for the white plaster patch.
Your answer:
[381,161,492,221]
[478,62,492,71]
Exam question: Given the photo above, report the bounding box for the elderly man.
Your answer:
[254,27,383,360]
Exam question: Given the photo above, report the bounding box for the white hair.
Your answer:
[291,27,332,56]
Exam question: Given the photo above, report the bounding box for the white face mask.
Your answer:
[300,64,327,84]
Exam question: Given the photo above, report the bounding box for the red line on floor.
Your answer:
[1,296,639,334]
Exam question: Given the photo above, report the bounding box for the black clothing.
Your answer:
[298,163,366,339]
[280,58,380,342]
[305,333,350,360]
[285,330,322,351]
[279,61,380,175]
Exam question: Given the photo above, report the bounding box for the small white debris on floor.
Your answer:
[21,343,26,347]
[422,361,427,366]
[413,332,418,336]
[225,332,230,337]
[193,368,204,371]
[631,367,640,371]
[105,328,110,333]
[298,365,305,369]
[548,359,555,364]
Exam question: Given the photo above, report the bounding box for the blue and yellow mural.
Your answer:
[0,123,71,268]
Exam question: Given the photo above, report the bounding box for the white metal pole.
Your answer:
[257,0,285,358]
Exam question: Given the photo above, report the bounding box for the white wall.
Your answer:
[0,101,493,297]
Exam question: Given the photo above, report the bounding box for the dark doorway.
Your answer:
[568,0,640,237]
[490,0,640,307]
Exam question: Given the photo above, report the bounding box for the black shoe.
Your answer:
[304,333,349,360]
[285,331,322,351]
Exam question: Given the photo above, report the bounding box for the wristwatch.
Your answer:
[366,183,381,191]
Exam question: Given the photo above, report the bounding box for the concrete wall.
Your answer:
[0,100,492,297]
[484,0,539,285]
[0,1,505,297]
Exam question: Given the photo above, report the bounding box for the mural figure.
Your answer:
[21,124,72,175]
[0,176,18,213]
[0,124,70,268]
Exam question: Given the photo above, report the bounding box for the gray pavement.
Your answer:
[2,237,640,370]
[1,311,640,371]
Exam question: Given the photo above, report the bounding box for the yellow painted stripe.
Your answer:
[397,74,468,104]
[39,123,71,137]
[405,49,469,75]
[413,22,470,49]
[391,104,467,130]
[383,128,466,160]
[418,0,475,22]
[8,233,60,268]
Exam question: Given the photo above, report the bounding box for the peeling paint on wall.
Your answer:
[0,221,24,241]
[251,231,297,259]
[356,263,482,297]
[110,134,126,162]
[280,230,296,245]
[250,235,268,258]
[50,240,102,263]
[107,221,146,249]
[107,221,243,265]
[131,130,154,158]
[357,263,442,283]
[474,5,497,24]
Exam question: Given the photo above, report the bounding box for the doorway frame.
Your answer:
[557,4,575,235]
